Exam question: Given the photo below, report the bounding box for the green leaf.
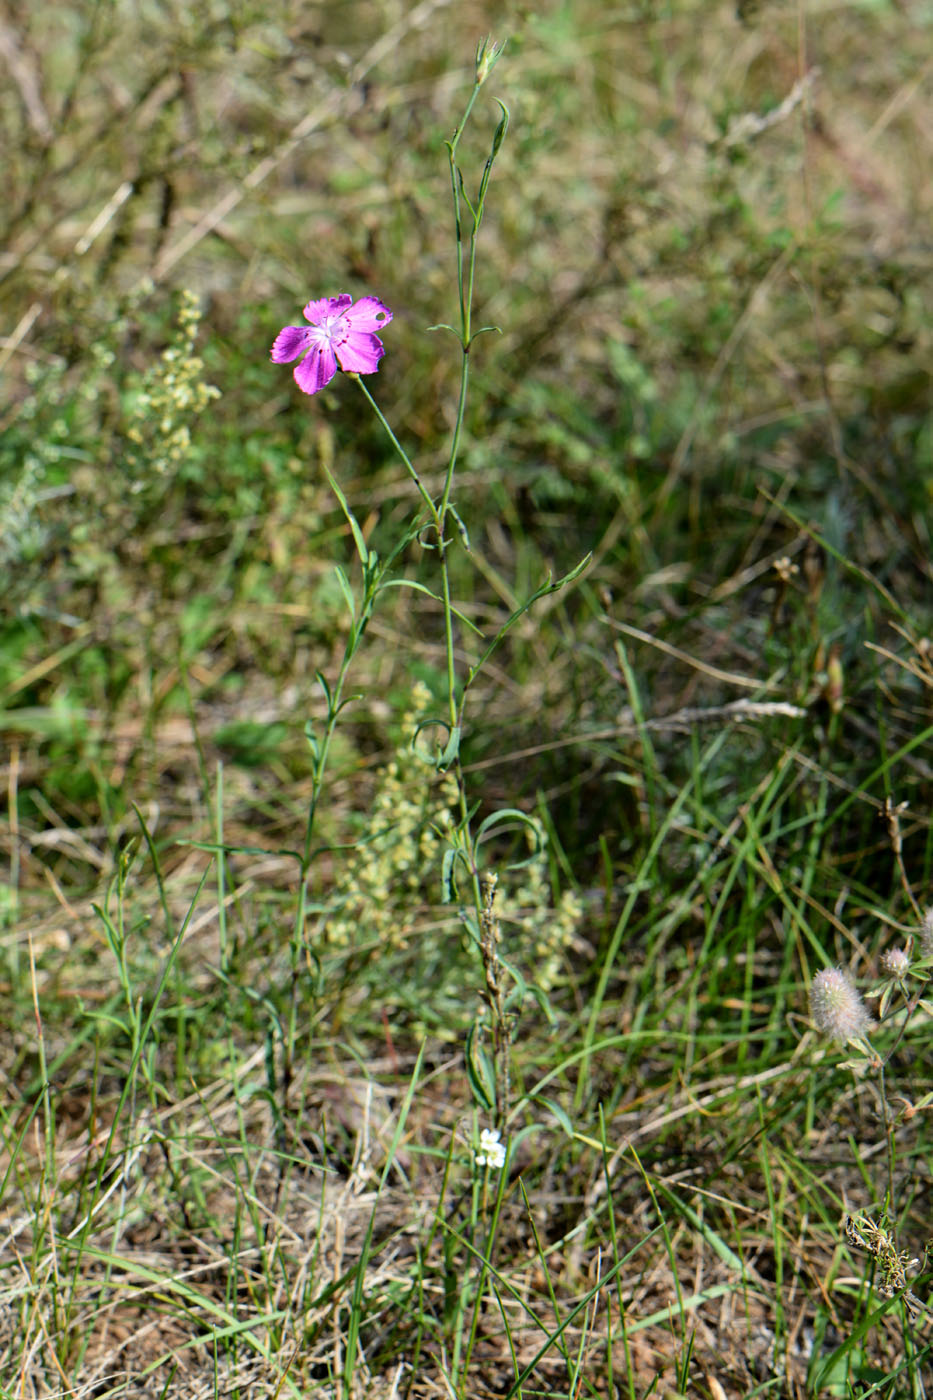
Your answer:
[333,565,356,622]
[466,554,591,689]
[322,460,370,566]
[531,1094,575,1138]
[315,670,334,712]
[441,846,458,904]
[438,724,462,769]
[466,1020,496,1112]
[476,807,544,860]
[380,579,482,634]
[304,717,320,763]
[446,502,472,552]
[460,907,480,942]
[523,981,558,1026]
[477,101,510,209]
[491,99,510,156]
[468,324,503,344]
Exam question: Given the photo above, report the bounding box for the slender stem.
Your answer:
[359,69,502,927]
[440,353,470,521]
[877,1061,897,1219]
[289,627,356,1072]
[448,81,484,163]
[447,80,483,329]
[443,79,485,511]
[355,376,458,731]
[355,378,440,527]
[437,549,459,731]
[357,376,479,912]
[300,684,341,870]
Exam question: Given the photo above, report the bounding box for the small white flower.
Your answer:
[475,1127,506,1170]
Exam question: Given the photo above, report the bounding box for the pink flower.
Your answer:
[271,294,393,396]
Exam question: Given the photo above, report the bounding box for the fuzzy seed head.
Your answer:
[881,947,910,980]
[809,967,872,1044]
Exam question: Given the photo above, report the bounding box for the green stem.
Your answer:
[359,69,504,921]
[449,80,484,163]
[355,377,440,526]
[356,377,458,727]
[288,567,381,1079]
[440,352,470,521]
[447,80,483,328]
[357,373,481,914]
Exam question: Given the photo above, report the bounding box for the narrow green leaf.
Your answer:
[380,579,483,634]
[466,554,591,689]
[466,1021,497,1112]
[315,670,334,711]
[441,846,457,904]
[532,1095,575,1137]
[476,806,544,855]
[333,564,356,622]
[322,460,370,565]
[438,724,462,768]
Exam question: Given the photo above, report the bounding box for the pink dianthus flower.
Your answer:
[271,294,392,396]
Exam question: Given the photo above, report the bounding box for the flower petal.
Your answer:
[302,294,352,325]
[342,296,393,332]
[293,343,338,395]
[334,330,385,375]
[271,325,314,363]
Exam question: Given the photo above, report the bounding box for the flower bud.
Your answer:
[881,947,910,980]
[475,37,504,86]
